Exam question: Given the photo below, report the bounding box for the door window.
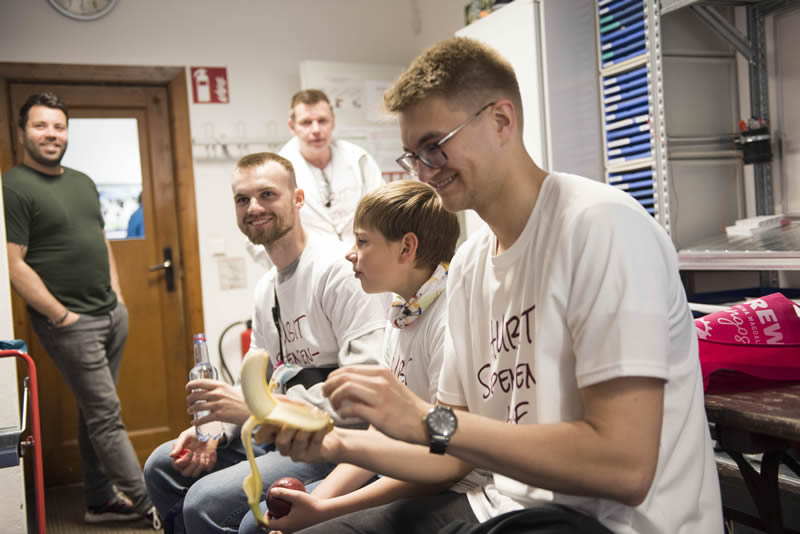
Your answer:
[60,118,144,240]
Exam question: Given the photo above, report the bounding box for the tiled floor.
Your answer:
[42,485,160,534]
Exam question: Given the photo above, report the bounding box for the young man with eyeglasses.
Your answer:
[143,152,386,534]
[262,37,723,534]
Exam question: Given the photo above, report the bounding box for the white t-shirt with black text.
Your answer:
[438,172,723,534]
[383,291,490,494]
[251,237,386,420]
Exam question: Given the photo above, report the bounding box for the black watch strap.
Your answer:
[429,437,447,455]
[425,405,457,455]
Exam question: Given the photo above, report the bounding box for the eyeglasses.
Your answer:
[396,102,495,175]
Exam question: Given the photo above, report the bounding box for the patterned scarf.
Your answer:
[390,262,449,329]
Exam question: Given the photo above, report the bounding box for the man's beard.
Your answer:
[23,136,66,168]
[244,214,293,247]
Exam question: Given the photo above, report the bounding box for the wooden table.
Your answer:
[705,383,800,533]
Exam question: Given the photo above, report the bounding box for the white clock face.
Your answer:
[49,0,118,21]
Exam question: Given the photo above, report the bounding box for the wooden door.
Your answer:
[3,77,201,487]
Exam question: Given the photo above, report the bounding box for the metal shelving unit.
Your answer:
[596,0,799,272]
[595,0,672,233]
[678,221,800,270]
[663,0,797,272]
[662,0,762,15]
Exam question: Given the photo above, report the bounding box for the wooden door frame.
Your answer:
[0,62,204,365]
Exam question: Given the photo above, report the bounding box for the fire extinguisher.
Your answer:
[218,318,252,384]
[240,319,253,358]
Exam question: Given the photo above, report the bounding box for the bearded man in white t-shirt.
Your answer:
[263,37,724,534]
[143,152,386,534]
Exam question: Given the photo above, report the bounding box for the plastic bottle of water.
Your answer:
[188,333,224,442]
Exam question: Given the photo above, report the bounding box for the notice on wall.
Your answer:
[217,256,246,290]
[190,67,230,104]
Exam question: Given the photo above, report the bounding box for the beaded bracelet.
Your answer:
[48,310,70,327]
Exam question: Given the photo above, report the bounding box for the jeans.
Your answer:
[30,302,153,514]
[144,435,336,534]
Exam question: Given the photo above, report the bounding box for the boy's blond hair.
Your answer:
[383,37,523,132]
[354,180,460,271]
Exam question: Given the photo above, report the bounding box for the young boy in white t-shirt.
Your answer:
[241,179,475,533]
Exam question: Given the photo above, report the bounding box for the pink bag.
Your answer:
[695,293,800,393]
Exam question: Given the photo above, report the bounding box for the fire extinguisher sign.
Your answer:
[190,67,230,104]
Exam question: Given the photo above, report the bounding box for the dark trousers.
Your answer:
[296,491,613,534]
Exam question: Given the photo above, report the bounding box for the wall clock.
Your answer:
[48,0,119,21]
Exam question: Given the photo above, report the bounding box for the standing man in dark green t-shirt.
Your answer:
[3,92,159,529]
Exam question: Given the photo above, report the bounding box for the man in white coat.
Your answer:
[279,89,384,244]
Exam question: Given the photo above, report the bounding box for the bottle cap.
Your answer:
[193,333,207,343]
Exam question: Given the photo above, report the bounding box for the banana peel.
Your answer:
[239,349,334,528]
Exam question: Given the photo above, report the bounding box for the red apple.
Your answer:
[266,476,306,519]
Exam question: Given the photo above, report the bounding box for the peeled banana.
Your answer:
[239,349,334,528]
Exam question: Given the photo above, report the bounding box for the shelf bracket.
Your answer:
[690,5,753,63]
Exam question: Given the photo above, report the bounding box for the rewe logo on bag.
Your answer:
[694,293,800,392]
[694,293,800,346]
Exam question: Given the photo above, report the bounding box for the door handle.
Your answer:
[148,260,172,271]
[147,247,175,292]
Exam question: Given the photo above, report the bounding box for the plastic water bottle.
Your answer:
[188,333,224,442]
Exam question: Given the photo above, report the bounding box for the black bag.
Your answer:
[437,503,614,534]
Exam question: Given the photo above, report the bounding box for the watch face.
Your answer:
[428,406,457,435]
[49,0,118,21]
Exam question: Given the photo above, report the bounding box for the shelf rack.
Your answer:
[595,0,672,233]
[191,137,287,161]
[596,0,799,273]
[663,0,797,272]
[679,220,800,270]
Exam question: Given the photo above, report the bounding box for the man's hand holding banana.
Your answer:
[239,350,335,528]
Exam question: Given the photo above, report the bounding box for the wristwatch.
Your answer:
[425,405,457,454]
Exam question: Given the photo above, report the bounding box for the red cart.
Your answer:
[0,349,46,534]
